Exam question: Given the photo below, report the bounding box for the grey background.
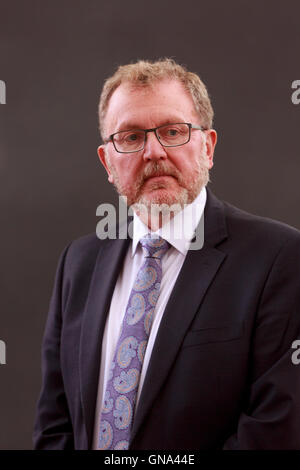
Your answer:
[0,0,299,449]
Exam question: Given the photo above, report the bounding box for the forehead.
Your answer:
[105,79,199,133]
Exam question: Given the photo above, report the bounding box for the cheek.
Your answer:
[176,158,197,175]
[116,158,141,181]
[171,144,202,171]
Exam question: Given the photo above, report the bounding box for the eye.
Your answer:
[120,131,144,144]
[159,124,186,139]
[161,126,180,137]
[166,128,179,136]
[125,133,140,142]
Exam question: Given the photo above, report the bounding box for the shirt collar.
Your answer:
[132,186,207,256]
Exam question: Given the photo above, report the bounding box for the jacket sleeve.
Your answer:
[33,243,74,449]
[223,235,300,449]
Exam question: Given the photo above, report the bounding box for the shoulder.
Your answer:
[61,232,103,275]
[56,213,132,277]
[206,188,300,257]
[222,198,300,249]
[67,232,102,257]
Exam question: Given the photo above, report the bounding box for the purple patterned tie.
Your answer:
[98,234,169,450]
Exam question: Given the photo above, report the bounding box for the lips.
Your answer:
[144,174,175,182]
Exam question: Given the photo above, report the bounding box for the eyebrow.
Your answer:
[115,118,186,132]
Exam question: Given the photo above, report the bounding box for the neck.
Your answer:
[133,203,183,231]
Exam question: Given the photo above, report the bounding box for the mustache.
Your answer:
[140,162,180,183]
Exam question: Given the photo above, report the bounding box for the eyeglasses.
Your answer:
[104,122,206,154]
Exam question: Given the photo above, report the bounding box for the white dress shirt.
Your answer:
[92,186,207,449]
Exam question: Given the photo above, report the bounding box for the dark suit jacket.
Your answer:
[33,188,300,450]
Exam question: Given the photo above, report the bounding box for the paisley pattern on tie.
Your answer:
[98,235,169,450]
[127,294,146,325]
[117,337,138,368]
[113,369,140,394]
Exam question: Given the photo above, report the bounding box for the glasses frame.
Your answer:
[104,122,206,154]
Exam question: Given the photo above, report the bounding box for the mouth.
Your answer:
[144,174,176,183]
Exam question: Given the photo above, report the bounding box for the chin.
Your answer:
[137,188,190,209]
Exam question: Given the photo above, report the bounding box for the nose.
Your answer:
[142,131,168,162]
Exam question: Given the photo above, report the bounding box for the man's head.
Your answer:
[98,58,214,139]
[97,58,217,225]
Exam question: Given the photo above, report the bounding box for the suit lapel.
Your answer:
[130,188,228,445]
[79,235,130,448]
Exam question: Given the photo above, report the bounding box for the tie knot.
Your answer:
[140,234,170,259]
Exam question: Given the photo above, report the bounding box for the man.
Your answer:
[33,58,300,450]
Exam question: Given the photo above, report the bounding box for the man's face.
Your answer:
[98,79,217,211]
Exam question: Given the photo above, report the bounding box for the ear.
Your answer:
[97,145,114,183]
[204,129,217,169]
